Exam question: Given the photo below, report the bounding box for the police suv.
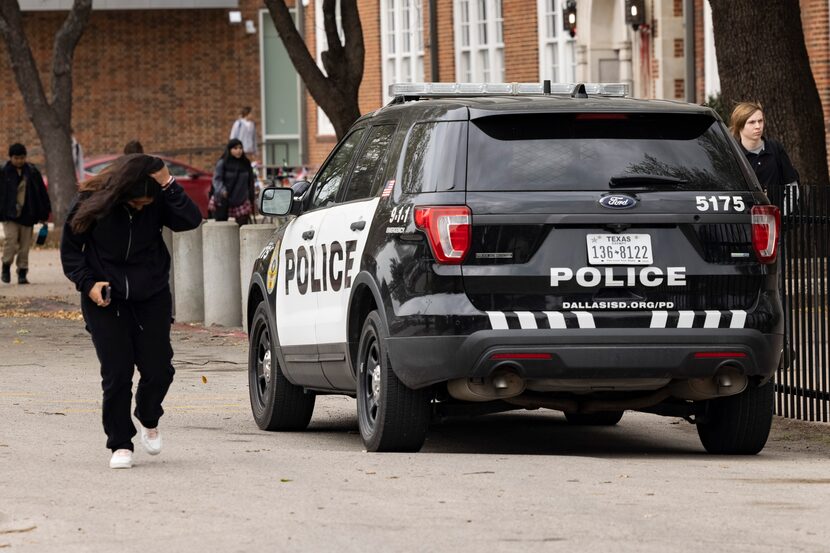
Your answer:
[247,82,783,454]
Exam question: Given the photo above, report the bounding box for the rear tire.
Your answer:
[356,311,430,452]
[696,380,774,455]
[248,302,315,431]
[564,410,624,426]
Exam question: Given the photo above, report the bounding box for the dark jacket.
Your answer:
[0,162,51,225]
[742,137,799,209]
[211,157,254,207]
[60,180,201,301]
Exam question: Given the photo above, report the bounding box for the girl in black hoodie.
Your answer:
[61,154,202,469]
[209,138,256,225]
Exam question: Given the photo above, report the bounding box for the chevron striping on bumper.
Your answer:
[486,310,748,330]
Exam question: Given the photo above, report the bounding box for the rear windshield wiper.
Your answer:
[609,174,689,187]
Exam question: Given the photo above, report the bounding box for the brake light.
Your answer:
[693,352,747,359]
[751,205,781,264]
[490,353,552,360]
[414,206,471,264]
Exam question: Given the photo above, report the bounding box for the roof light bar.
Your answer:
[389,82,630,98]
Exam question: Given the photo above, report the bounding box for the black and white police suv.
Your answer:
[246,82,783,454]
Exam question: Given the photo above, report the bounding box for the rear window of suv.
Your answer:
[467,112,749,192]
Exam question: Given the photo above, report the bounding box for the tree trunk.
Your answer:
[709,0,829,187]
[0,0,92,228]
[263,0,364,140]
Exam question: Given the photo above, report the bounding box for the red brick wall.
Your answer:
[0,2,262,173]
[503,0,539,82]
[694,0,704,103]
[800,0,830,159]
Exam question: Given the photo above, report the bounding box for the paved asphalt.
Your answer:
[1,248,830,552]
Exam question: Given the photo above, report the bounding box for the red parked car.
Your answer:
[84,155,212,218]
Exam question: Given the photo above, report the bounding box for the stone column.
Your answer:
[171,223,204,323]
[239,224,277,332]
[203,221,241,327]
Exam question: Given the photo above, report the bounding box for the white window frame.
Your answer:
[537,0,576,83]
[315,0,343,136]
[703,0,721,98]
[381,0,425,104]
[453,0,504,82]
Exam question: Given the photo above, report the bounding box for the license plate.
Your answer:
[586,234,653,265]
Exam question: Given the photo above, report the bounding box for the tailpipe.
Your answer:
[668,365,748,400]
[447,365,525,402]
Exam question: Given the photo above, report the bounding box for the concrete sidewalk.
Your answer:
[0,246,77,302]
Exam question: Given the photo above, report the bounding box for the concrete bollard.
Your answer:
[203,221,241,327]
[172,223,204,323]
[239,224,277,332]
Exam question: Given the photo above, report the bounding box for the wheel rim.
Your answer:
[360,331,381,433]
[252,318,272,410]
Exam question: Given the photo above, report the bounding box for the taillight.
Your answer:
[414,206,471,264]
[751,205,781,264]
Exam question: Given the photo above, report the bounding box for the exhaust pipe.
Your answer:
[668,365,748,400]
[447,365,525,402]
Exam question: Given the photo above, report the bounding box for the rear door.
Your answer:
[461,111,769,330]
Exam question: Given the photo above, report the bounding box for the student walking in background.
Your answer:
[229,106,257,161]
[60,154,201,469]
[209,139,256,225]
[730,101,800,214]
[0,143,51,285]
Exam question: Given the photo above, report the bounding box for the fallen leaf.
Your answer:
[280,479,292,483]
[16,329,29,335]
[201,376,208,384]
[0,525,37,535]
[12,339,23,344]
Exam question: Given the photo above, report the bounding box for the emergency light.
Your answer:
[388,82,630,98]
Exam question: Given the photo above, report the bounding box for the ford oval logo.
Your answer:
[599,194,637,209]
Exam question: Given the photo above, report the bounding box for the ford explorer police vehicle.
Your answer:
[247,82,783,454]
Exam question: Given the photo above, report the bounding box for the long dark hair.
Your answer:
[71,154,162,234]
[221,138,252,167]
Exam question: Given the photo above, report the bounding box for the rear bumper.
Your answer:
[386,328,783,389]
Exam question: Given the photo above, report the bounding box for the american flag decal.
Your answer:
[381,179,395,198]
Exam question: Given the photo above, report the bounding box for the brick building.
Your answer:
[1,0,828,177]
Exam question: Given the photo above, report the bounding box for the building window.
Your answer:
[537,0,576,83]
[315,0,343,136]
[381,0,425,103]
[453,0,504,82]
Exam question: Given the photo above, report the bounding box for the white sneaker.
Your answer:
[140,425,162,455]
[109,449,133,469]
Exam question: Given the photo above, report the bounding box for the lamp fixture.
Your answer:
[625,0,646,31]
[563,0,577,38]
[228,10,242,24]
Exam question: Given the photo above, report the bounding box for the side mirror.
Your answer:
[260,187,293,216]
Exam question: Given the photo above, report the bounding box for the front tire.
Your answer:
[248,302,315,431]
[696,380,774,455]
[356,311,430,452]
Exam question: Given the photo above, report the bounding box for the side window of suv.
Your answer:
[342,125,396,202]
[310,128,366,210]
[400,121,467,193]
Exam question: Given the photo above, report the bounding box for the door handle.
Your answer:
[302,229,315,240]
[350,220,366,231]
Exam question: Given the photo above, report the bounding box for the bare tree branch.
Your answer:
[263,0,364,138]
[0,2,51,125]
[51,0,92,129]
[0,0,93,227]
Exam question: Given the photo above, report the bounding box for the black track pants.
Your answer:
[81,289,175,452]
